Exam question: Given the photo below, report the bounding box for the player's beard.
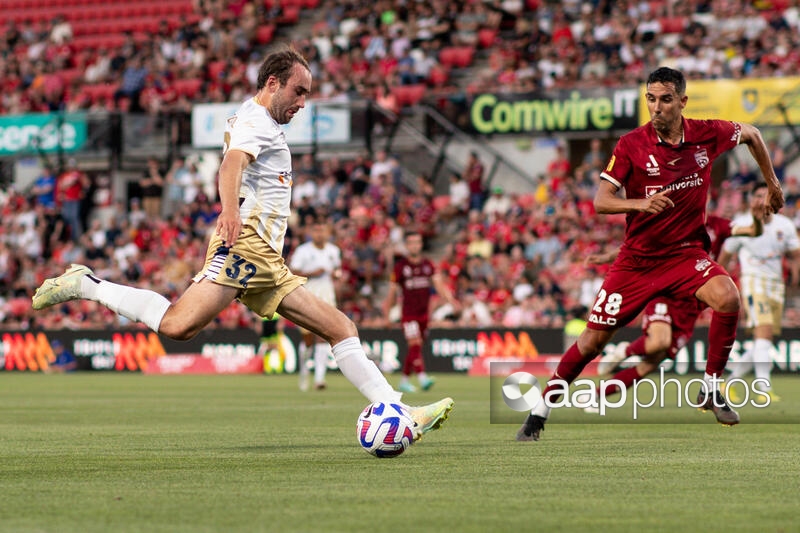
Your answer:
[270,93,296,125]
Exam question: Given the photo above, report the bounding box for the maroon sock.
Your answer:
[602,366,644,397]
[543,342,596,403]
[706,311,739,377]
[403,344,423,376]
[626,336,647,357]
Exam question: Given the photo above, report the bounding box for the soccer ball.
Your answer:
[356,402,415,458]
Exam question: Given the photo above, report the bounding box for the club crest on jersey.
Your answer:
[694,149,709,168]
[695,258,712,272]
[646,154,660,177]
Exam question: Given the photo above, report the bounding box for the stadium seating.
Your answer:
[171,78,203,99]
[256,25,277,45]
[438,46,476,69]
[391,84,427,107]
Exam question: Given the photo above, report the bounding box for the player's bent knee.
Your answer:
[157,317,201,341]
[320,312,358,346]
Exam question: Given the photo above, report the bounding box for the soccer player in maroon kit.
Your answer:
[383,232,460,393]
[517,67,784,441]
[584,212,762,407]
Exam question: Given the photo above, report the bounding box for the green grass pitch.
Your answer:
[1,372,799,533]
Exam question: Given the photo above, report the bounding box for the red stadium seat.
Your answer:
[432,195,451,211]
[659,16,687,34]
[477,28,497,49]
[427,66,449,87]
[207,60,227,81]
[255,24,276,44]
[277,5,300,25]
[59,68,84,86]
[391,84,426,107]
[172,78,203,99]
[439,46,475,69]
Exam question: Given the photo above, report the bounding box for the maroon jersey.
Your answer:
[601,119,741,256]
[392,256,434,319]
[705,214,732,260]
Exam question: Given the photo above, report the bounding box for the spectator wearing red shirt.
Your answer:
[465,151,486,210]
[56,158,91,242]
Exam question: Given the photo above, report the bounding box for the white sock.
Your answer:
[532,401,551,419]
[752,338,773,388]
[703,372,723,392]
[418,371,429,383]
[332,337,401,404]
[730,348,754,379]
[314,343,329,384]
[81,276,170,332]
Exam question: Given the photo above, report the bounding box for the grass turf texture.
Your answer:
[1,373,799,533]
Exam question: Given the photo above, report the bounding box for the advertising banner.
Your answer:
[191,102,352,149]
[467,88,639,135]
[0,112,88,155]
[637,77,800,125]
[3,327,799,375]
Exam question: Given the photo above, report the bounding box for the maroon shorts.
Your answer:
[641,297,705,358]
[402,317,429,342]
[587,248,725,332]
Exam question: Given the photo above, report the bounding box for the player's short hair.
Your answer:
[751,182,768,196]
[257,46,310,90]
[647,67,686,96]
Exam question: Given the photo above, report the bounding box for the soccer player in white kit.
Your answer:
[719,182,800,402]
[32,46,453,442]
[289,220,342,390]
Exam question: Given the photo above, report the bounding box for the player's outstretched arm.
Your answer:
[739,123,784,214]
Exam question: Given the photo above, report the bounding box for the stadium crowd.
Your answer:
[3,0,800,114]
[3,0,800,331]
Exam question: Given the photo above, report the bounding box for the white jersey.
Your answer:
[224,97,292,253]
[723,212,800,296]
[289,241,341,305]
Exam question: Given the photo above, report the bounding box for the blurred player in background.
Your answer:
[289,219,342,391]
[257,313,286,373]
[517,67,784,441]
[383,231,460,393]
[32,46,453,441]
[718,182,800,403]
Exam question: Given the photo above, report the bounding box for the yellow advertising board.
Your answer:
[638,77,800,125]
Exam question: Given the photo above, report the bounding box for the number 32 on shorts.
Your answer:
[590,289,622,326]
[226,254,256,288]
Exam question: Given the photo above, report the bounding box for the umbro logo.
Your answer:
[666,157,681,166]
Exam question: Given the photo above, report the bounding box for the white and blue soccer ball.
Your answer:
[356,402,415,458]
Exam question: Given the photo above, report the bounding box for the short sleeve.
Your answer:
[599,137,631,189]
[228,113,272,160]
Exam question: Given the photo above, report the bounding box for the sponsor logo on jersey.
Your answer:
[646,154,660,177]
[695,258,712,272]
[644,173,703,197]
